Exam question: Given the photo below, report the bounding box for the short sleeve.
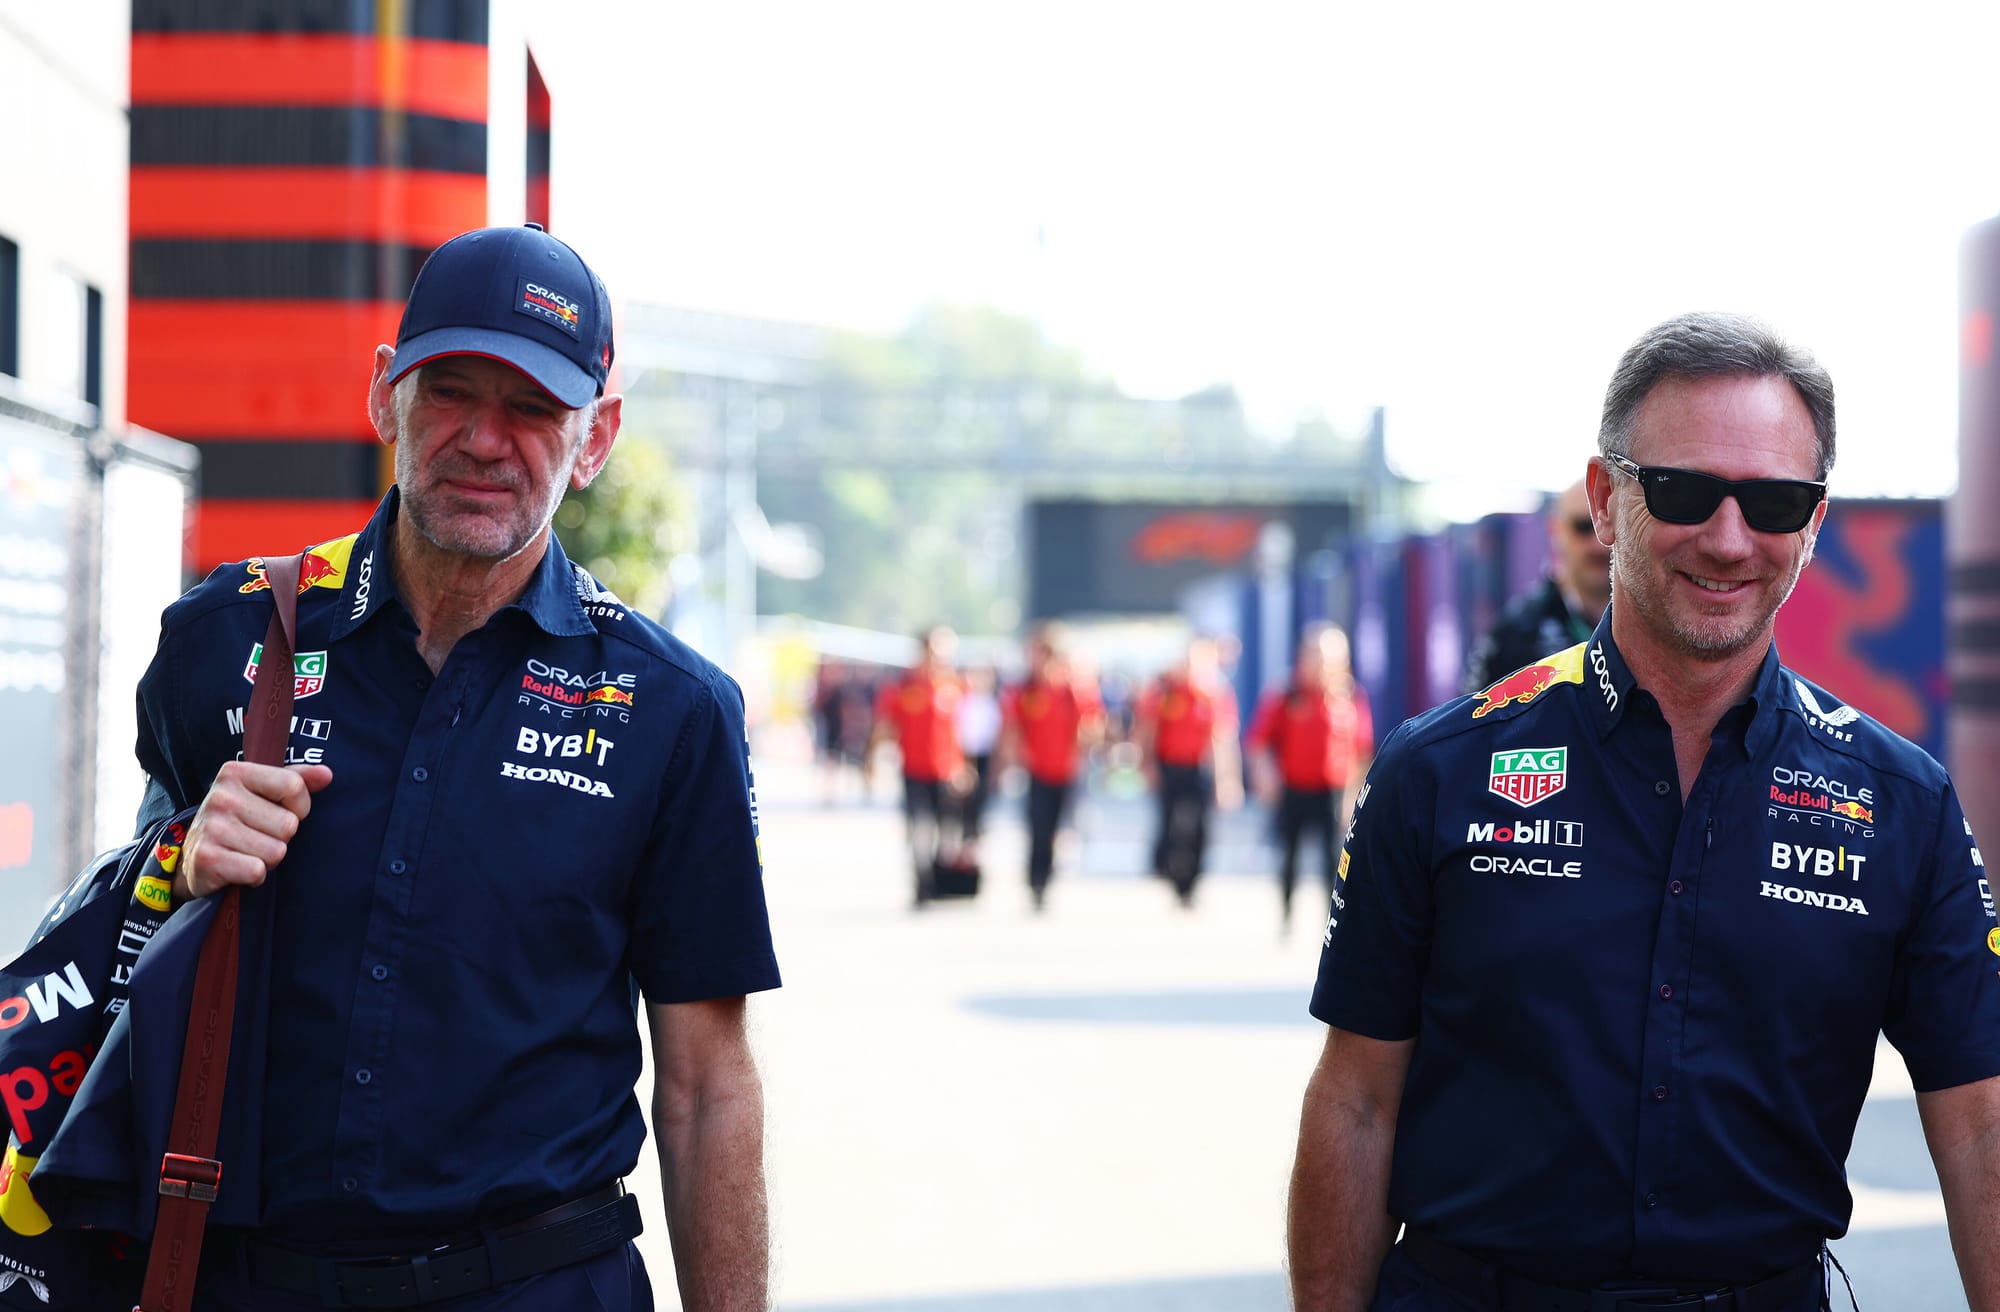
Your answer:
[627,673,781,1004]
[1883,781,2000,1091]
[1309,719,1434,1040]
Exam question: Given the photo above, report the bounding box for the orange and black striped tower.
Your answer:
[129,0,492,572]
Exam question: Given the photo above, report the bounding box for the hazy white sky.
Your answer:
[526,2,2000,513]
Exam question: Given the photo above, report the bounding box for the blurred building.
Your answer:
[0,4,185,930]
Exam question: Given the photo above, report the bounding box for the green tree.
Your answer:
[755,302,1097,635]
[553,434,688,617]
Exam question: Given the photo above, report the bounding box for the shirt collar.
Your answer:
[1589,605,1789,756]
[1740,639,1792,759]
[329,487,595,642]
[327,492,397,641]
[1581,607,1636,739]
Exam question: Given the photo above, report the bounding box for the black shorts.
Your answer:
[902,776,947,819]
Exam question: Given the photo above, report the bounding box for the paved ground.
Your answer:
[632,740,1967,1310]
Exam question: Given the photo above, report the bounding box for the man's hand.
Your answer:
[179,761,333,900]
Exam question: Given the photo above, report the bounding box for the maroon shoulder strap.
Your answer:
[138,553,302,1312]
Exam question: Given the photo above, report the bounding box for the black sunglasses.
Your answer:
[1605,453,1824,534]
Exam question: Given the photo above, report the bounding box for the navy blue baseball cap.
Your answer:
[387,223,614,408]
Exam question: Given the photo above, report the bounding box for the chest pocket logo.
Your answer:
[503,728,618,798]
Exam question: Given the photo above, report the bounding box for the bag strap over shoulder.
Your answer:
[138,551,303,1312]
[238,554,302,767]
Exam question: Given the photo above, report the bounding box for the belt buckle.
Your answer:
[408,1252,441,1301]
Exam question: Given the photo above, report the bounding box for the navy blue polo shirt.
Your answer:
[133,490,780,1243]
[1312,614,2000,1283]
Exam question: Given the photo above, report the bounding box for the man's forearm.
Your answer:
[1287,1065,1400,1312]
[1919,1077,2000,1312]
[655,1080,769,1311]
[1934,1122,2000,1310]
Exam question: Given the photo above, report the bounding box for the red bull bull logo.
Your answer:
[1829,800,1873,823]
[1471,645,1586,719]
[583,686,635,707]
[238,534,358,594]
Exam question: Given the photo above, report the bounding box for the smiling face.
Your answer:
[371,351,618,566]
[1592,372,1827,664]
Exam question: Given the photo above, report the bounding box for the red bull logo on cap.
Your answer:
[239,534,358,594]
[1471,645,1586,719]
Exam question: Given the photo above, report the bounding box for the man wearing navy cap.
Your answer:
[1288,312,2000,1310]
[128,224,778,1309]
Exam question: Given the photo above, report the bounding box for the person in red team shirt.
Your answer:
[1135,635,1242,906]
[1246,623,1375,930]
[868,625,968,905]
[999,622,1104,911]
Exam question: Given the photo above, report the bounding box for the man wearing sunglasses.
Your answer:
[1291,312,2000,1311]
[1463,476,1613,696]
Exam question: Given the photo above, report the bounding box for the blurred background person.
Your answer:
[1000,623,1104,911]
[1135,635,1242,907]
[955,663,1003,858]
[868,626,968,906]
[1462,475,1612,692]
[1245,623,1374,932]
[811,660,876,805]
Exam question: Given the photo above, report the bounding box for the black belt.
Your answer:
[238,1182,642,1308]
[1400,1230,1825,1312]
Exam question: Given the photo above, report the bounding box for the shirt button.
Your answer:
[371,965,389,981]
[355,1069,372,1085]
[1669,880,1683,895]
[1653,1086,1668,1101]
[1653,780,1671,796]
[1659,984,1673,999]
[1644,1193,1658,1209]
[412,767,429,782]
[341,1176,358,1193]
[415,675,431,690]
[389,859,406,875]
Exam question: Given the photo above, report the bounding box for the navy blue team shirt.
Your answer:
[133,489,781,1243]
[1313,612,2000,1283]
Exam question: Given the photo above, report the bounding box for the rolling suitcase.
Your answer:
[930,850,982,899]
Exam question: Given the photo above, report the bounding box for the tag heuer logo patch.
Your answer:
[244,644,329,700]
[1489,748,1567,807]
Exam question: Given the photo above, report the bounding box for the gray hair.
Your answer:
[1598,312,1836,478]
